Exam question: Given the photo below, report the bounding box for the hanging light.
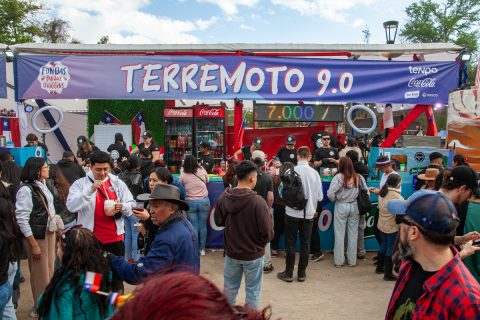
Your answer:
[458,49,471,62]
[383,21,399,44]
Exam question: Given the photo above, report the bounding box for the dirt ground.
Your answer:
[16,250,395,320]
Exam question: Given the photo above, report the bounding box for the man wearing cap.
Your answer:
[110,183,199,284]
[132,130,160,162]
[415,151,444,190]
[198,141,214,174]
[107,133,130,162]
[275,135,297,165]
[385,190,480,319]
[370,155,400,195]
[233,137,263,161]
[57,151,86,184]
[250,150,274,273]
[76,135,99,166]
[313,133,339,170]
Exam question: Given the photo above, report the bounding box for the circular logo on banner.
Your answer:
[289,153,294,159]
[35,147,42,157]
[414,152,425,163]
[208,206,224,231]
[318,209,333,232]
[37,61,71,95]
[110,150,120,160]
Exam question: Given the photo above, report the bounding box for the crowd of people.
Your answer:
[0,130,479,319]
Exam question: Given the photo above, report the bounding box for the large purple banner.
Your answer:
[15,55,459,103]
[0,54,6,98]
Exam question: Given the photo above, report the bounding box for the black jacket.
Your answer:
[140,158,154,180]
[57,159,86,185]
[20,183,49,239]
[119,170,144,198]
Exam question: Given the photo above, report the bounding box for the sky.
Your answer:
[42,0,420,45]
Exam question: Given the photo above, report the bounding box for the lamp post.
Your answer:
[383,20,399,44]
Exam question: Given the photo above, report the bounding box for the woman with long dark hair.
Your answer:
[37,227,113,319]
[377,174,403,281]
[47,165,77,228]
[119,156,144,263]
[180,155,210,256]
[222,163,236,189]
[327,157,367,268]
[15,157,56,317]
[0,199,22,318]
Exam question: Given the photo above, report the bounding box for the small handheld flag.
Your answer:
[83,271,134,308]
[84,271,102,293]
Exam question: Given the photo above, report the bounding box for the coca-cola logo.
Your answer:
[408,78,436,88]
[166,109,190,117]
[199,109,220,117]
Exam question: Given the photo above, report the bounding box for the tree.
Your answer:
[0,0,44,44]
[40,18,71,43]
[97,36,110,44]
[401,0,480,84]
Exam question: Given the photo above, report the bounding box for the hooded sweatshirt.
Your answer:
[57,159,86,185]
[214,188,274,261]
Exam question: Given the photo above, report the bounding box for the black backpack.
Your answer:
[280,170,307,210]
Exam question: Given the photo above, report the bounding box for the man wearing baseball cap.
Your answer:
[110,184,200,284]
[312,132,339,170]
[275,135,297,165]
[415,151,444,190]
[132,130,160,162]
[370,155,400,195]
[385,190,480,319]
[107,133,130,161]
[198,141,214,174]
[233,137,263,161]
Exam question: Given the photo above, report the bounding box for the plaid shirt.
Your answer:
[386,246,480,319]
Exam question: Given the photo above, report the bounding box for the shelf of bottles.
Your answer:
[165,119,193,164]
[195,119,225,168]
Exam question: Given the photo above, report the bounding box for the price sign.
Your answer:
[254,104,344,122]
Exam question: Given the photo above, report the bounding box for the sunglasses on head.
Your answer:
[59,224,83,241]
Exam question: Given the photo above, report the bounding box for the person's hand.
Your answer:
[133,208,150,221]
[313,212,319,219]
[459,240,480,260]
[91,180,104,191]
[460,231,480,244]
[114,202,123,212]
[136,224,146,234]
[31,244,42,260]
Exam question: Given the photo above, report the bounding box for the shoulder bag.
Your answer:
[356,175,371,215]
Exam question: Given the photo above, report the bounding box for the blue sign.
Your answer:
[0,54,6,98]
[16,55,458,104]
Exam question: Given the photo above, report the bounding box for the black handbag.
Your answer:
[357,175,371,215]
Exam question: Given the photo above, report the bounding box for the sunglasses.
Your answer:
[395,216,425,233]
[322,138,330,141]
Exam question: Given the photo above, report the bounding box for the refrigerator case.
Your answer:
[194,107,226,171]
[163,108,194,173]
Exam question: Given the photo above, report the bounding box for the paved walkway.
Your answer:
[16,251,394,319]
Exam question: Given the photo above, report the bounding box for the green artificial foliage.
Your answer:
[87,100,166,146]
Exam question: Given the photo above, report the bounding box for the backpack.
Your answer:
[280,170,307,210]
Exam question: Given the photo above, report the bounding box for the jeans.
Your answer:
[186,197,211,251]
[334,202,359,266]
[284,215,313,277]
[357,215,366,256]
[272,204,286,250]
[124,214,140,261]
[380,231,398,257]
[3,261,17,320]
[224,255,264,310]
[0,280,12,316]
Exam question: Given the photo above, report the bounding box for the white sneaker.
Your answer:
[200,250,206,256]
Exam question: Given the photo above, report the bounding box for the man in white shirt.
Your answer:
[277,146,323,283]
[370,155,399,195]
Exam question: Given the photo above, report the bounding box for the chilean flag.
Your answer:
[83,271,103,293]
[100,111,121,125]
[131,111,146,145]
[0,117,21,147]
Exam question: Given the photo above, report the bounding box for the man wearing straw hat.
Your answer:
[417,168,440,190]
[109,183,200,284]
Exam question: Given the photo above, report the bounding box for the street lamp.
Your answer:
[383,20,399,44]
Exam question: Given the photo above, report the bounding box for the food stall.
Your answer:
[11,43,463,250]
